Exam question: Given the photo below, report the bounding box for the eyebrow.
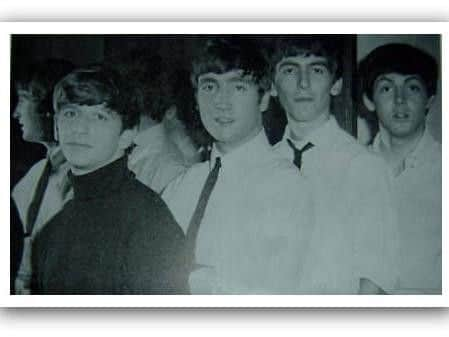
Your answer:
[375,75,424,85]
[198,74,253,85]
[277,60,330,69]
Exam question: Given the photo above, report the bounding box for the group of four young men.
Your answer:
[12,36,441,295]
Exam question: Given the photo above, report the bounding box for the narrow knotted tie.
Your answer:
[286,139,314,171]
[185,157,221,269]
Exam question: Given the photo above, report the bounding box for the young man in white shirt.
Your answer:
[163,37,315,294]
[11,59,74,294]
[359,43,441,294]
[268,36,399,294]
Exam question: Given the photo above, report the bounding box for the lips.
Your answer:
[215,117,234,125]
[64,142,93,149]
[294,96,313,102]
[392,111,411,121]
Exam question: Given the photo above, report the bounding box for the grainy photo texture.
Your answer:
[10,34,442,296]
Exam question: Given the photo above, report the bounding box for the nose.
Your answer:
[13,104,22,119]
[214,87,232,111]
[394,86,405,105]
[70,114,90,134]
[13,107,20,119]
[297,68,310,90]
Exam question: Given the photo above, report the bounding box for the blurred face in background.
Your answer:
[13,90,45,142]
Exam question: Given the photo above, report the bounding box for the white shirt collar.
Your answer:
[133,123,167,147]
[372,126,436,175]
[282,115,340,149]
[210,129,273,172]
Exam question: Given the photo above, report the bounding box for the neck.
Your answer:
[39,141,58,153]
[70,151,125,176]
[138,114,159,132]
[379,125,425,165]
[288,110,330,141]
[215,125,262,155]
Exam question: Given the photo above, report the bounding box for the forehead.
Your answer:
[374,72,426,84]
[276,55,329,68]
[58,103,116,115]
[16,89,35,99]
[198,69,255,83]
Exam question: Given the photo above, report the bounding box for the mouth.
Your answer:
[294,96,314,102]
[214,117,235,126]
[64,142,93,149]
[392,111,411,121]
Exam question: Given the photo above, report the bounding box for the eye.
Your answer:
[95,112,109,121]
[234,83,248,92]
[62,109,77,118]
[407,83,423,93]
[200,82,217,93]
[280,65,296,75]
[377,84,392,94]
[311,66,327,75]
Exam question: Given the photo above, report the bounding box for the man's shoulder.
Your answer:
[12,158,48,194]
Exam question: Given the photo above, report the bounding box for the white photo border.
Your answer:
[1,21,447,308]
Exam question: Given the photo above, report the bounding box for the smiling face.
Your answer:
[367,73,433,140]
[13,91,45,142]
[196,70,264,154]
[272,55,341,125]
[55,103,132,175]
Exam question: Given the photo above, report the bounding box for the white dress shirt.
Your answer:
[371,127,441,294]
[163,130,315,294]
[274,116,399,294]
[12,146,72,294]
[128,123,191,193]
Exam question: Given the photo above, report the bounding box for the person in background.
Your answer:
[268,36,399,294]
[359,43,441,294]
[163,37,315,294]
[32,66,188,294]
[114,50,201,193]
[11,58,75,294]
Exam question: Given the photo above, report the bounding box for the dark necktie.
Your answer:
[25,159,52,236]
[185,157,221,269]
[286,139,314,172]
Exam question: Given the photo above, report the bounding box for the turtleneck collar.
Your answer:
[68,156,133,201]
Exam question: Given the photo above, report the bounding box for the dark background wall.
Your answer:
[11,34,440,187]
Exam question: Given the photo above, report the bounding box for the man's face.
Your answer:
[13,91,45,142]
[273,55,341,124]
[56,103,128,174]
[370,73,432,140]
[196,70,264,153]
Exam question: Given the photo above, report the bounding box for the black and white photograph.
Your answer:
[3,23,446,307]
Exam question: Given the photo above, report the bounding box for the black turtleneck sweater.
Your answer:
[32,156,188,294]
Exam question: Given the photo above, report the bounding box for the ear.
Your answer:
[259,91,271,113]
[270,82,278,97]
[425,95,436,114]
[118,127,138,151]
[164,105,177,120]
[330,78,343,96]
[362,93,376,112]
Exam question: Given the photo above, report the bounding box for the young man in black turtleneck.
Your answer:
[31,66,188,294]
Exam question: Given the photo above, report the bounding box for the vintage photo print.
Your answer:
[1,22,447,308]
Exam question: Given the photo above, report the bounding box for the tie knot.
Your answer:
[286,139,314,172]
[213,157,222,170]
[287,139,314,154]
